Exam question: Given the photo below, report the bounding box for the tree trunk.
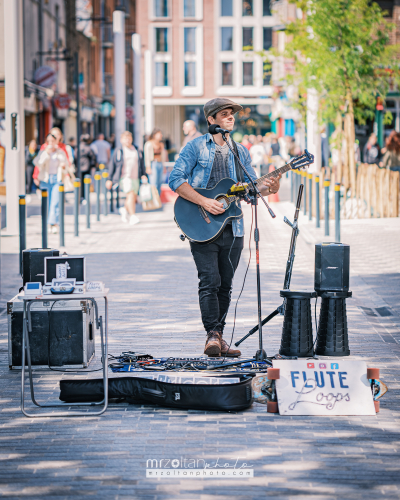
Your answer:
[346,94,357,198]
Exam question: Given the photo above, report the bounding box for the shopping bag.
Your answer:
[139,182,152,203]
[142,185,162,211]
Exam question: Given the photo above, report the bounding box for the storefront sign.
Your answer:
[54,94,71,110]
[34,66,57,88]
[273,359,376,416]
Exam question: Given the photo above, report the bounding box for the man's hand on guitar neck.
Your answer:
[259,171,282,195]
[176,182,225,215]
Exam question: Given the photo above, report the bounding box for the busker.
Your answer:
[169,98,281,358]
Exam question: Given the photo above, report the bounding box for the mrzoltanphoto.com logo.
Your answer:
[146,457,254,478]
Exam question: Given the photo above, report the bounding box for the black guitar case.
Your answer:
[59,373,255,411]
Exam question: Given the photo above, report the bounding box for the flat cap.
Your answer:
[203,98,243,119]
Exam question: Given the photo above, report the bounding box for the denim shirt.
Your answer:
[169,133,257,237]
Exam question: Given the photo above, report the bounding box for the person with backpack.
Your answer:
[76,134,97,201]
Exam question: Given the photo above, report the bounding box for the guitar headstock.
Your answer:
[290,149,315,171]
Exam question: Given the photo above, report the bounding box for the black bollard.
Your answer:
[102,170,108,216]
[303,171,307,216]
[84,174,91,229]
[324,179,330,236]
[19,195,26,276]
[95,171,101,221]
[41,188,48,249]
[308,173,312,221]
[109,183,114,213]
[116,185,120,210]
[74,180,80,237]
[59,183,65,247]
[315,176,320,228]
[335,183,340,242]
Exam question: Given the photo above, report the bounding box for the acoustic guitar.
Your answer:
[174,150,314,243]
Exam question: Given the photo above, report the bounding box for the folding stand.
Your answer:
[20,292,109,418]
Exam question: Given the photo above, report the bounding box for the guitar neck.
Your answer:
[255,162,293,186]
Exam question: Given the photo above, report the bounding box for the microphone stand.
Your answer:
[220,132,275,361]
[235,183,304,347]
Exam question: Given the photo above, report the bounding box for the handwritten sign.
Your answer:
[86,281,104,292]
[273,360,376,416]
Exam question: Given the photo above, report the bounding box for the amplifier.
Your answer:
[7,296,95,369]
[315,242,350,293]
[22,248,59,286]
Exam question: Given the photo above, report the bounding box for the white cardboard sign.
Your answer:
[273,360,376,416]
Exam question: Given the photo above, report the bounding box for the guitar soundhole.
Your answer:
[215,195,229,210]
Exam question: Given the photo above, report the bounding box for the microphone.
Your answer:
[208,124,230,135]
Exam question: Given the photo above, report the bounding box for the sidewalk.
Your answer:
[0,176,399,499]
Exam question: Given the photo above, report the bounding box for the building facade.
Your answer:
[136,0,282,155]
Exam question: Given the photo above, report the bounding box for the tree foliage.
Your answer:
[284,0,399,125]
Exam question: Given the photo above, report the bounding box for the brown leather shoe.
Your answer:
[204,331,221,357]
[220,336,241,357]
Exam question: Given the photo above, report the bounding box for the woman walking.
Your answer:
[380,131,400,172]
[34,133,70,234]
[25,139,39,194]
[107,131,145,226]
[144,129,165,195]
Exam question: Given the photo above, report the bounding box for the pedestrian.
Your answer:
[181,120,202,150]
[241,134,252,151]
[91,133,111,167]
[380,131,400,171]
[34,133,71,234]
[363,133,380,164]
[76,134,97,199]
[321,126,330,167]
[249,138,265,177]
[144,129,165,195]
[107,131,146,225]
[67,137,76,162]
[25,139,39,194]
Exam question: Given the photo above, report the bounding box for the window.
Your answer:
[243,62,253,85]
[155,0,168,17]
[222,62,233,85]
[184,27,196,53]
[242,27,253,51]
[263,27,272,50]
[184,0,196,17]
[155,28,169,52]
[263,0,271,16]
[221,0,233,16]
[221,27,233,51]
[155,62,169,86]
[185,62,196,86]
[263,69,271,85]
[242,0,253,16]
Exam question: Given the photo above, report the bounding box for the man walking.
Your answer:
[169,98,281,357]
[181,120,202,150]
[91,133,111,167]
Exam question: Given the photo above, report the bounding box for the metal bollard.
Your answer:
[308,173,313,221]
[116,185,120,210]
[290,170,294,203]
[324,179,330,236]
[95,171,101,221]
[109,182,114,213]
[303,171,307,215]
[99,163,105,171]
[74,180,80,237]
[315,176,320,228]
[19,195,26,276]
[335,183,341,242]
[59,183,65,247]
[41,188,48,248]
[84,174,91,229]
[102,170,108,216]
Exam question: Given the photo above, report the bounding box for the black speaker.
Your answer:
[315,243,350,293]
[22,248,59,286]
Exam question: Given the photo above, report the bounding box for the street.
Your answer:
[0,177,399,499]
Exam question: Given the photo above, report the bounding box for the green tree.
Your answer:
[282,0,399,192]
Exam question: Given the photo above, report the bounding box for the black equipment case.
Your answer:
[8,295,95,369]
[22,248,59,286]
[59,373,255,411]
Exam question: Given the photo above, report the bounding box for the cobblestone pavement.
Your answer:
[0,177,399,499]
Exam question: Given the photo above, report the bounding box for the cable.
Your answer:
[312,297,319,350]
[219,204,254,364]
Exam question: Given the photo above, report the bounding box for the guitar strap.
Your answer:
[231,140,245,184]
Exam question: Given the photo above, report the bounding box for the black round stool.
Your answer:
[279,290,317,357]
[315,291,352,357]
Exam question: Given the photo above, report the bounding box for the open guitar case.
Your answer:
[59,373,255,412]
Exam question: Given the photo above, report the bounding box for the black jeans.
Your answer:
[190,224,244,334]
